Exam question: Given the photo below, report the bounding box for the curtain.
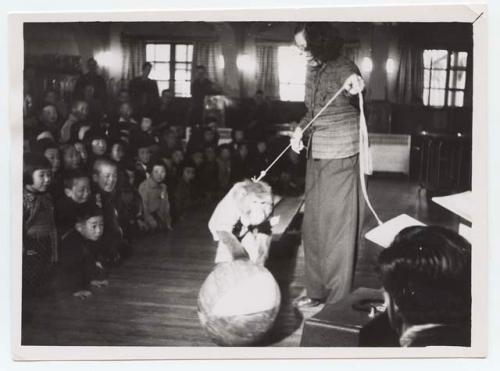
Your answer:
[396,44,424,104]
[191,42,223,87]
[121,36,146,83]
[256,45,279,99]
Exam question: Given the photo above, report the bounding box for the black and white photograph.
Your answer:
[8,4,488,360]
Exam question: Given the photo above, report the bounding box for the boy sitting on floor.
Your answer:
[55,170,93,239]
[138,160,172,232]
[54,203,109,299]
[92,158,130,261]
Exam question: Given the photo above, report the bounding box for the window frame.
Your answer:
[145,42,194,97]
[423,49,469,108]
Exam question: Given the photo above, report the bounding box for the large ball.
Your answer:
[197,260,281,346]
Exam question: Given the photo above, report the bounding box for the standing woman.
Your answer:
[291,23,366,307]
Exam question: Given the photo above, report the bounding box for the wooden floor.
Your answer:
[21,175,460,347]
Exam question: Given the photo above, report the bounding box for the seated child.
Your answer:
[172,161,197,222]
[60,100,89,144]
[208,180,275,265]
[133,138,154,188]
[116,166,148,242]
[84,129,108,168]
[23,153,58,296]
[159,127,181,158]
[72,139,89,169]
[189,149,205,196]
[199,146,219,202]
[138,161,172,231]
[92,158,129,262]
[252,139,271,176]
[54,203,109,299]
[34,104,60,142]
[60,143,82,171]
[55,170,92,238]
[230,128,245,152]
[216,144,233,194]
[231,142,253,182]
[202,126,219,148]
[31,138,63,199]
[108,139,128,191]
[110,102,137,145]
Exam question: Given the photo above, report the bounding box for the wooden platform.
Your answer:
[21,177,459,347]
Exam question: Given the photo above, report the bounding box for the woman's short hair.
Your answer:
[23,152,52,185]
[378,225,471,326]
[295,22,344,64]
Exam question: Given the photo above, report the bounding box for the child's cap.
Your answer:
[75,202,103,223]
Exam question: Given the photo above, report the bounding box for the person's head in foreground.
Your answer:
[378,225,471,347]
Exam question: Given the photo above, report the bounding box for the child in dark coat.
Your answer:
[23,153,58,297]
[54,203,108,299]
[55,170,93,239]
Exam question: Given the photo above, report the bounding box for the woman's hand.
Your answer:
[290,126,305,154]
[343,74,365,95]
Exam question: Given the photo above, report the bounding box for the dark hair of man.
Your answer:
[378,225,471,326]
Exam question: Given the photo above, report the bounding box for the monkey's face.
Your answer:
[240,193,274,226]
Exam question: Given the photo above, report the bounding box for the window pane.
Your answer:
[448,91,464,107]
[280,83,306,101]
[176,44,193,62]
[150,62,170,81]
[278,46,307,101]
[157,80,170,94]
[175,81,191,97]
[423,88,430,105]
[423,49,448,69]
[146,44,156,61]
[175,68,190,82]
[423,69,431,88]
[429,88,445,107]
[157,44,171,62]
[449,70,466,89]
[432,50,449,69]
[430,70,447,88]
[451,51,468,68]
[423,50,432,69]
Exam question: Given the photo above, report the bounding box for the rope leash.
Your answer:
[251,86,346,183]
[251,86,383,226]
[358,92,383,226]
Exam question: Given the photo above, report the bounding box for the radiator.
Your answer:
[369,133,411,175]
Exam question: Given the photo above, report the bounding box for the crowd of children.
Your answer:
[22,77,306,302]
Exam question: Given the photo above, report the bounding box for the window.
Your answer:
[145,43,194,97]
[278,46,307,101]
[423,49,468,107]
